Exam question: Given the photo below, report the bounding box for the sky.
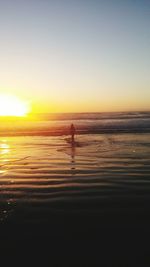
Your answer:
[0,0,149,113]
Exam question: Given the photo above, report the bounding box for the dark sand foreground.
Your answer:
[0,134,150,266]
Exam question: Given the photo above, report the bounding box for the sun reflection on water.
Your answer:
[1,146,9,154]
[0,140,10,155]
[0,139,13,222]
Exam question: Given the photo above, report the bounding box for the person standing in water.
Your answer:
[70,123,76,144]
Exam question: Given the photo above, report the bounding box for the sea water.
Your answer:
[0,111,150,224]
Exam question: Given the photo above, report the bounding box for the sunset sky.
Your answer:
[0,0,149,113]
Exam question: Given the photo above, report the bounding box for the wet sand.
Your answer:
[0,134,150,266]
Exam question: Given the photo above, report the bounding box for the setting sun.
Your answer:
[0,94,29,116]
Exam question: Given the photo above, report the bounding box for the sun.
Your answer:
[0,94,29,117]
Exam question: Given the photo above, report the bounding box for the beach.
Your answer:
[0,112,150,265]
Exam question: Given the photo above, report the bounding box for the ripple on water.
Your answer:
[0,134,150,222]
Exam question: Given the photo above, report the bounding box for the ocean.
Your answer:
[0,111,150,265]
[0,111,150,136]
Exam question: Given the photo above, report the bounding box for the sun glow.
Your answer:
[0,94,29,116]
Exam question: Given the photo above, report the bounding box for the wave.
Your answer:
[0,112,150,136]
[34,111,150,121]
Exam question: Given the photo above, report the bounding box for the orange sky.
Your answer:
[0,1,149,113]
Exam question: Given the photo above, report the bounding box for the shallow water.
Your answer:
[0,132,150,224]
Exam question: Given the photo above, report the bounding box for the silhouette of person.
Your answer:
[70,123,76,144]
